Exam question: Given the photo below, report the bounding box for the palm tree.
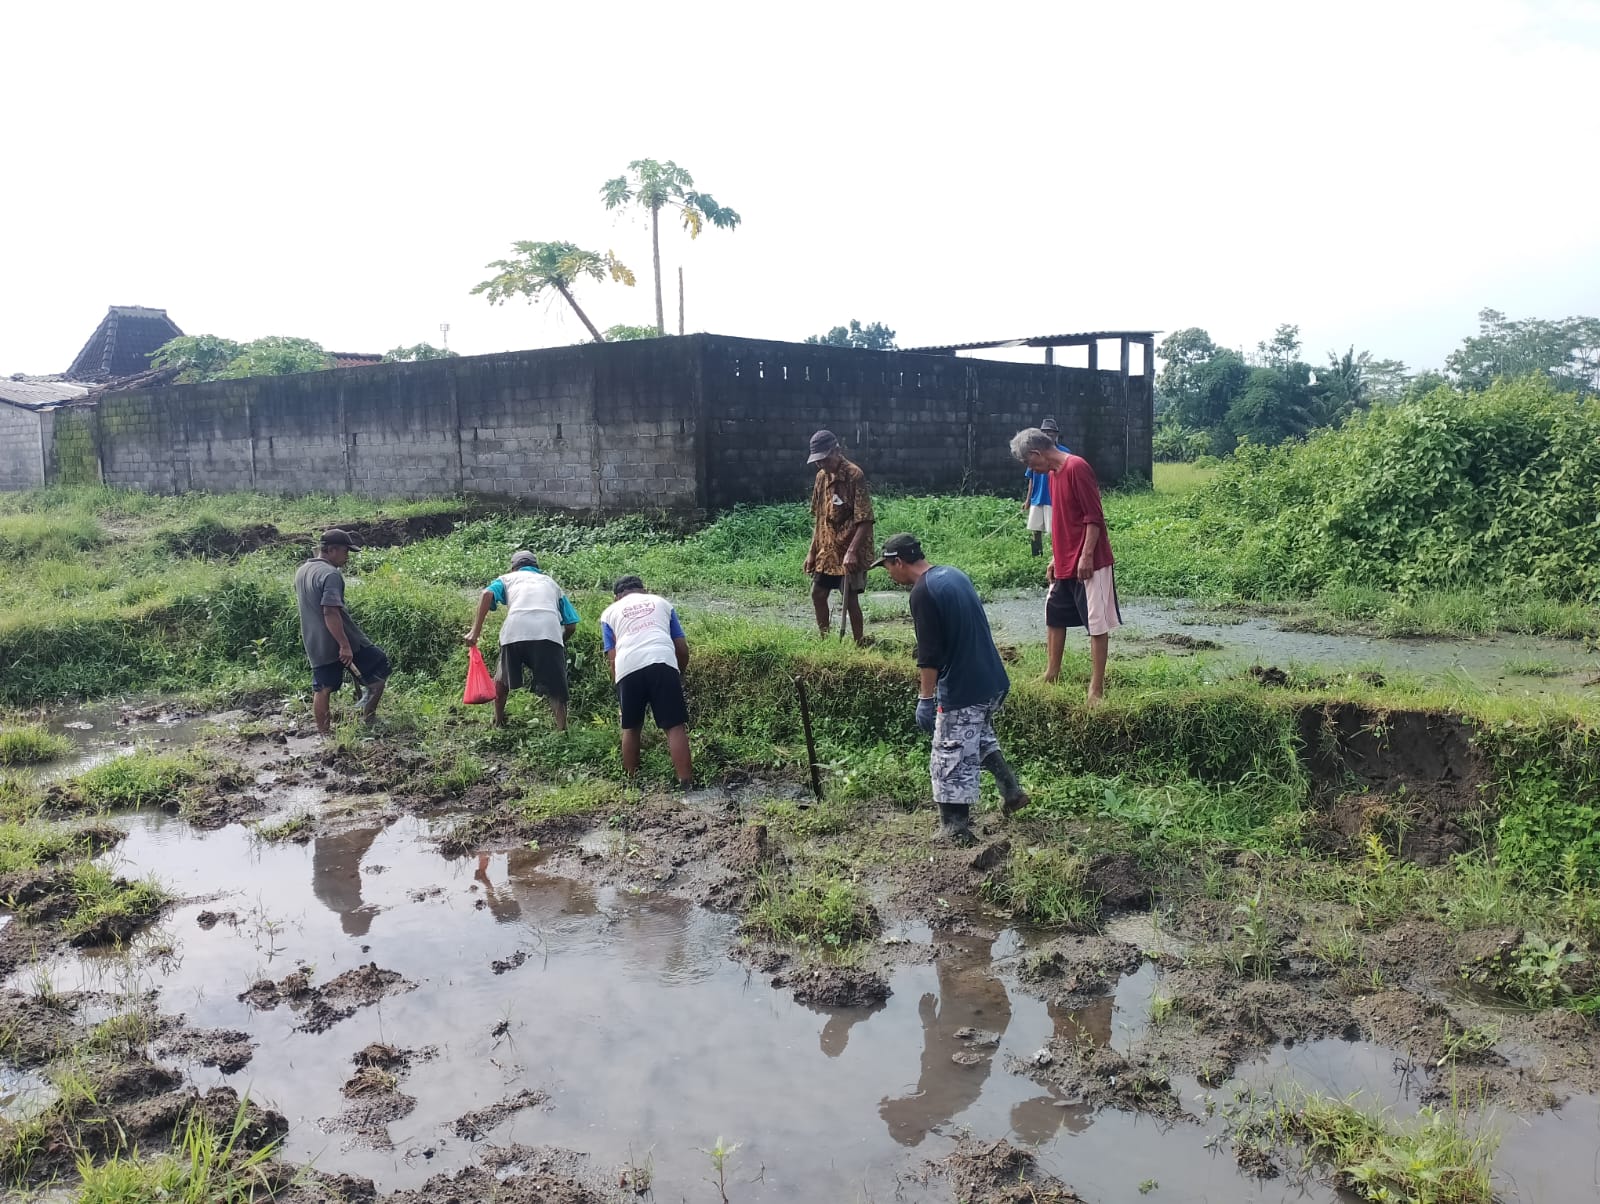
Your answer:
[601,160,741,335]
[471,241,635,343]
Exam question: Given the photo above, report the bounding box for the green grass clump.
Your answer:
[73,1103,280,1204]
[253,812,315,843]
[982,846,1096,927]
[517,776,631,823]
[0,725,72,766]
[745,867,876,948]
[1288,1093,1497,1204]
[0,820,100,875]
[62,863,168,943]
[0,513,103,561]
[71,752,197,812]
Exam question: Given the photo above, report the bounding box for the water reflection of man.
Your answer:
[473,848,598,930]
[311,825,382,938]
[1008,997,1108,1145]
[878,933,1013,1146]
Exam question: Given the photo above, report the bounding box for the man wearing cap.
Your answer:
[463,550,580,731]
[1022,418,1071,558]
[803,429,874,644]
[294,530,391,735]
[600,576,694,789]
[1009,429,1120,703]
[872,533,1029,839]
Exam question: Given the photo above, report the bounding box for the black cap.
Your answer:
[807,429,839,464]
[1041,416,1060,434]
[320,528,360,549]
[870,533,923,568]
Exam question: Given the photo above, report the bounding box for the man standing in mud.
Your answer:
[803,429,874,645]
[600,576,694,789]
[1010,430,1120,704]
[294,529,390,735]
[872,534,1029,839]
[463,550,580,730]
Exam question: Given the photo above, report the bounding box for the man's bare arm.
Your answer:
[322,606,354,666]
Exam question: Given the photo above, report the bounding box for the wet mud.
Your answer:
[5,705,1600,1202]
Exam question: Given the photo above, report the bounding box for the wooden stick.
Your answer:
[793,675,823,803]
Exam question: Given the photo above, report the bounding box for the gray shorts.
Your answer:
[930,694,1005,805]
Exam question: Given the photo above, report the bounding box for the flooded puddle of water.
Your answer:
[7,812,1597,1202]
[9,700,231,783]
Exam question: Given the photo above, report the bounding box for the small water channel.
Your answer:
[687,590,1597,694]
[9,807,1596,1202]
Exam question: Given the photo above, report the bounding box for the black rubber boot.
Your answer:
[983,751,1031,817]
[937,803,973,841]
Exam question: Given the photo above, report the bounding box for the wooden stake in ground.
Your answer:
[793,676,823,803]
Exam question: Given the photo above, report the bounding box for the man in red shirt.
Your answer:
[1010,429,1121,703]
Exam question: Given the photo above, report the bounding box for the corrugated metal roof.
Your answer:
[0,376,93,409]
[905,330,1160,354]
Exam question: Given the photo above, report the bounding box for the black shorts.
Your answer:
[311,645,390,693]
[496,639,569,701]
[616,663,689,731]
[813,571,867,594]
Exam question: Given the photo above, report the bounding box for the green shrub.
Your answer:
[0,725,72,766]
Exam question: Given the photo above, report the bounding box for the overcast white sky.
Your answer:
[4,0,1598,377]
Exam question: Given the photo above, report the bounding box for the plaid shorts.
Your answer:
[930,694,1005,805]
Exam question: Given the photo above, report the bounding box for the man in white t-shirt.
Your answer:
[463,550,580,730]
[598,575,693,788]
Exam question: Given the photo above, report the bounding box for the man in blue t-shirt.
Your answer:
[872,533,1030,839]
[1022,416,1070,558]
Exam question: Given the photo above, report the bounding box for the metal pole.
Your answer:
[793,676,823,803]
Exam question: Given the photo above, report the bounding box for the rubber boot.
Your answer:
[937,803,973,841]
[983,751,1031,817]
[1031,531,1043,558]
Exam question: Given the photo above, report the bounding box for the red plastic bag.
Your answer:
[463,646,496,705]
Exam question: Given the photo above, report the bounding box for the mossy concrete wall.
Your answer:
[22,335,1154,510]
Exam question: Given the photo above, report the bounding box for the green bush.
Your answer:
[1196,378,1600,599]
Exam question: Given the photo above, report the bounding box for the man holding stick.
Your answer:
[294,529,390,736]
[803,429,874,645]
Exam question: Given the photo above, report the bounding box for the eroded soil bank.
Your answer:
[3,697,1600,1202]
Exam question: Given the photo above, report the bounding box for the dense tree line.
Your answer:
[1154,309,1598,461]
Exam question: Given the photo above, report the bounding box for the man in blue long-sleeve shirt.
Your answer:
[872,533,1029,839]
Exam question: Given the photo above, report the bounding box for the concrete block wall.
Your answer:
[0,402,45,491]
[21,334,1150,510]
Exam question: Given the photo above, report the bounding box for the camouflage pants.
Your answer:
[930,694,1005,805]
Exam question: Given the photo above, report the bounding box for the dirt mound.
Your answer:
[0,989,83,1066]
[154,1025,255,1073]
[1083,852,1152,911]
[164,510,475,559]
[941,1137,1085,1203]
[1018,935,1143,1005]
[772,963,892,1008]
[381,1144,618,1204]
[1299,704,1490,864]
[237,962,415,1033]
[450,1089,549,1140]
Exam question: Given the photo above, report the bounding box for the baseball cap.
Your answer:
[870,533,923,568]
[510,550,539,570]
[1041,416,1060,434]
[807,430,839,464]
[320,528,361,549]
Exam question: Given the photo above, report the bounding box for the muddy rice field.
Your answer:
[3,660,1600,1204]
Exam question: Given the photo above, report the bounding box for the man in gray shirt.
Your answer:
[294,529,390,734]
